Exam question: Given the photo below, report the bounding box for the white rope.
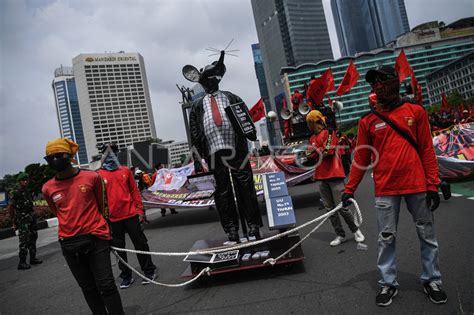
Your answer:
[264,198,361,265]
[111,199,362,257]
[111,250,211,288]
[110,199,362,287]
[264,215,330,266]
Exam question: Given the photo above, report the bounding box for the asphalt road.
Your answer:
[0,175,473,314]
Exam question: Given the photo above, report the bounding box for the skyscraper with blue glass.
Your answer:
[52,66,88,166]
[331,0,410,56]
[251,43,270,112]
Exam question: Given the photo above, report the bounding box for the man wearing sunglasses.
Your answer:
[42,138,124,314]
[341,65,446,306]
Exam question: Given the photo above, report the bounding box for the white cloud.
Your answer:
[1,0,472,176]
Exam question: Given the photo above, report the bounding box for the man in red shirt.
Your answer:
[42,138,124,314]
[305,110,364,247]
[342,65,446,307]
[97,144,156,289]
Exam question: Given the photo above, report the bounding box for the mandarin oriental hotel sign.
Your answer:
[85,56,137,62]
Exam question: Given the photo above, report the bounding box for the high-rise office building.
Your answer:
[331,0,410,57]
[251,0,333,112]
[251,43,271,112]
[72,52,157,163]
[251,43,278,146]
[51,66,88,166]
[162,140,190,167]
[281,20,474,126]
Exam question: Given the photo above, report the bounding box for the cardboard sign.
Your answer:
[262,172,288,199]
[263,172,296,230]
[266,195,296,230]
[225,102,257,140]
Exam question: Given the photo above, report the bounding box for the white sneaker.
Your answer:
[330,236,345,247]
[354,229,365,243]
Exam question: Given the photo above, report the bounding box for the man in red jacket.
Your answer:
[342,65,446,307]
[42,138,124,314]
[305,110,364,247]
[97,144,156,289]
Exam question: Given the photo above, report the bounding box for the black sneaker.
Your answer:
[141,273,156,285]
[227,229,240,242]
[423,282,447,304]
[18,262,31,270]
[248,226,261,240]
[119,277,134,289]
[376,286,398,307]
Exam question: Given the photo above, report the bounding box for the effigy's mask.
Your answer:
[182,51,226,94]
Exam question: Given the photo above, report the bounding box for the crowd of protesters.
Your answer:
[430,108,474,132]
[8,64,456,313]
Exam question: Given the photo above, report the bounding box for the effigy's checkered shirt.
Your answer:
[203,91,236,155]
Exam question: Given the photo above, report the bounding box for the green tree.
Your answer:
[446,91,464,108]
[179,154,187,165]
[1,163,55,198]
[0,173,19,195]
[148,137,163,144]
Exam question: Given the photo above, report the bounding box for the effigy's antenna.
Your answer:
[206,39,240,58]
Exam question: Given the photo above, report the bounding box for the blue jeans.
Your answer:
[375,192,442,287]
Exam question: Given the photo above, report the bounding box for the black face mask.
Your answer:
[48,157,71,172]
[372,76,400,107]
[200,76,220,94]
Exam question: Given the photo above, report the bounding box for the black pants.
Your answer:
[63,238,124,315]
[110,215,156,279]
[209,149,263,233]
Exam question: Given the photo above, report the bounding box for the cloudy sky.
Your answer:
[0,0,472,177]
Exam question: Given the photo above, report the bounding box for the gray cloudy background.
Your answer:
[1,0,472,177]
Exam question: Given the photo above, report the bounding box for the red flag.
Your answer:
[307,68,335,105]
[282,98,291,138]
[336,61,360,96]
[441,93,448,112]
[459,102,465,114]
[326,68,336,91]
[395,49,413,83]
[327,94,333,109]
[249,98,265,122]
[411,71,423,105]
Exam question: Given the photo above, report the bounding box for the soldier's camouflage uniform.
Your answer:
[9,186,38,261]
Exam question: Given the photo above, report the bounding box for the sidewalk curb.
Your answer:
[0,208,162,240]
[0,217,58,240]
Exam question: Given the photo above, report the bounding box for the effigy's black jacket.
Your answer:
[189,91,250,163]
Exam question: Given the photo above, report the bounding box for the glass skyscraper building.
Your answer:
[251,43,270,112]
[251,0,333,111]
[331,0,410,57]
[52,66,88,166]
[251,0,333,145]
[281,31,474,126]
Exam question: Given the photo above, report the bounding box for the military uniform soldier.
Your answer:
[8,172,42,270]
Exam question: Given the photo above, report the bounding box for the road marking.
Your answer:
[467,197,474,201]
[451,193,463,197]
